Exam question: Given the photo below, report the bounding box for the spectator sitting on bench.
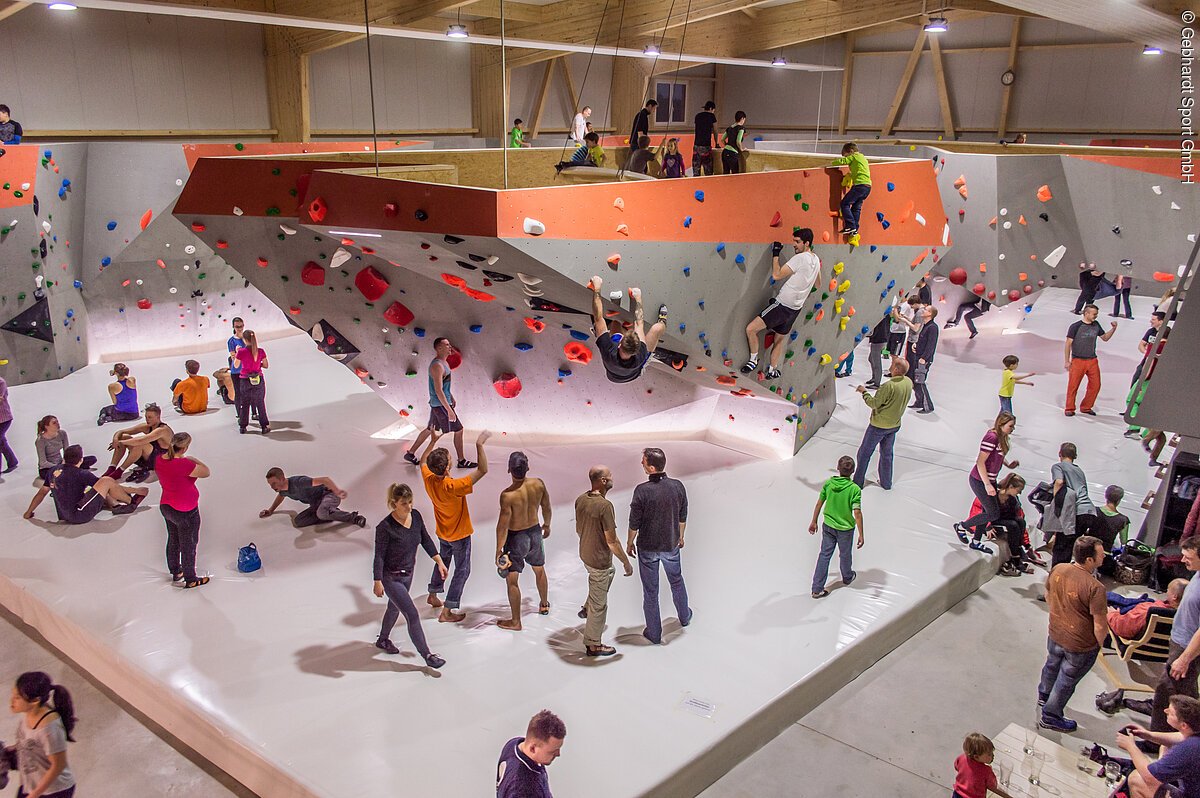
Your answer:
[1107,579,1187,639]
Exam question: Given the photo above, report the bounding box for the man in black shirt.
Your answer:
[693,101,718,176]
[0,105,22,145]
[37,445,146,523]
[260,467,366,528]
[589,275,667,383]
[629,99,656,151]
[1130,311,1166,387]
[627,447,691,644]
[896,305,940,413]
[496,710,564,798]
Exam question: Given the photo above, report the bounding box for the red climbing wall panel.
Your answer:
[0,146,40,209]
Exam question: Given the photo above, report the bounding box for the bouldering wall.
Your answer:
[0,143,90,386]
[174,153,950,457]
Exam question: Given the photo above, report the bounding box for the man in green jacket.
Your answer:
[852,358,913,490]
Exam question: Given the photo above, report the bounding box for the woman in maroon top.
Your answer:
[154,432,210,588]
[954,412,1019,550]
[235,330,270,435]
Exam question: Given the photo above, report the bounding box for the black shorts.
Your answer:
[759,300,802,335]
[63,490,105,525]
[500,524,545,574]
[427,405,463,433]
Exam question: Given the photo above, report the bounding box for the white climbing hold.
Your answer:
[330,247,352,270]
[169,287,177,294]
[1152,185,1162,195]
[914,213,926,226]
[613,197,624,211]
[311,323,324,342]
[184,245,196,254]
[136,279,144,286]
[522,284,544,297]
[20,183,29,191]
[1003,221,1012,229]
[7,219,16,229]
[1000,208,1008,216]
[487,255,499,266]
[523,217,545,236]
[999,253,1006,260]
[1189,234,1197,243]
[942,223,950,247]
[233,206,244,216]
[280,224,296,235]
[41,221,51,233]
[183,264,190,271]
[517,272,543,286]
[175,179,183,186]
[1171,202,1181,210]
[1043,245,1067,269]
[35,275,43,288]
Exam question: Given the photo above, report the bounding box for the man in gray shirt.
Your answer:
[1050,442,1099,567]
[1152,538,1200,732]
[1064,304,1117,416]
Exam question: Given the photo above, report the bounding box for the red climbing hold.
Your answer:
[384,202,399,217]
[1007,289,1021,302]
[1153,271,1176,282]
[136,298,152,310]
[308,196,328,223]
[383,301,414,327]
[441,273,467,288]
[972,282,986,295]
[446,348,463,370]
[948,267,967,285]
[987,290,997,300]
[564,341,593,364]
[493,373,522,399]
[769,211,782,227]
[523,317,546,333]
[216,240,228,249]
[715,375,737,386]
[354,265,389,301]
[289,306,302,315]
[462,288,495,302]
[256,256,268,267]
[301,262,325,286]
[190,222,206,232]
[140,209,153,230]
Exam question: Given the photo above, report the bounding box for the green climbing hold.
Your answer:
[266,206,280,215]
[31,263,39,271]
[235,142,245,151]
[289,189,298,197]
[2,183,7,190]
[277,234,286,241]
[0,227,8,236]
[801,202,809,211]
[406,369,418,377]
[280,275,289,282]
[18,292,25,301]
[804,338,813,347]
[793,193,801,201]
[318,253,326,259]
[353,317,361,324]
[785,350,794,360]
[364,303,374,308]
[198,273,206,279]
[13,191,22,198]
[271,168,281,176]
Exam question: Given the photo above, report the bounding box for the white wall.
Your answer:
[309,37,473,132]
[722,15,1182,138]
[0,7,270,131]
[508,53,614,132]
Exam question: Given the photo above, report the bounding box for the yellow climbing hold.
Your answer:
[819,353,832,365]
[839,317,849,330]
[838,279,851,293]
[832,262,845,275]
[834,298,845,314]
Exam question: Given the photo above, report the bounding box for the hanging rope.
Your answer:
[615,0,682,178]
[363,0,380,176]
[554,0,615,176]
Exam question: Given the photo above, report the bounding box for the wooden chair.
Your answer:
[1099,608,1175,692]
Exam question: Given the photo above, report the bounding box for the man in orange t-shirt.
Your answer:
[421,429,492,622]
[171,360,211,414]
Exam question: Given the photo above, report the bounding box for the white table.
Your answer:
[992,723,1116,797]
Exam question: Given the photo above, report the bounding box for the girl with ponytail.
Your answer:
[8,671,77,797]
[234,329,270,435]
[154,432,211,588]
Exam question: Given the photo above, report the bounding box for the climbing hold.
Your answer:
[694,191,704,202]
[880,220,891,230]
[1036,185,1053,202]
[832,262,844,275]
[106,220,117,231]
[1007,289,1020,302]
[383,301,414,326]
[606,254,621,267]
[1003,221,1012,230]
[190,222,206,233]
[734,253,745,265]
[136,298,152,310]
[801,202,810,212]
[469,324,483,333]
[613,197,624,210]
[330,248,352,270]
[523,217,545,236]
[682,266,691,276]
[769,211,781,227]
[414,210,428,222]
[875,272,883,282]
[301,262,325,286]
[887,182,895,192]
[564,341,592,363]
[987,290,997,300]
[256,256,269,268]
[1153,272,1176,282]
[383,202,399,218]
[616,223,629,236]
[1039,213,1049,222]
[354,266,390,301]
[683,216,692,228]
[100,256,111,267]
[949,267,967,285]
[139,209,152,230]
[523,317,546,333]
[886,279,895,290]
[838,280,850,293]
[442,273,468,289]
[819,354,832,365]
[280,224,296,236]
[514,342,533,352]
[1043,245,1067,268]
[715,243,725,253]
[462,288,495,302]
[308,197,328,222]
[1018,215,1027,226]
[568,329,589,341]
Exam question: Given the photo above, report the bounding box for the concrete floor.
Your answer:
[0,563,1150,797]
[702,568,1149,798]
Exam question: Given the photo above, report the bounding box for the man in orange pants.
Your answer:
[1064,304,1117,416]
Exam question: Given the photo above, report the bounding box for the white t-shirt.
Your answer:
[15,712,75,794]
[775,251,821,310]
[571,113,587,143]
[892,301,917,335]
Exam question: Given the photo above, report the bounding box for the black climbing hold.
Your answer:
[1,298,54,343]
[415,210,428,221]
[308,319,361,365]
[455,260,478,271]
[32,196,39,216]
[467,253,486,262]
[526,297,589,317]
[1038,213,1049,222]
[443,235,464,245]
[482,270,513,282]
[39,239,47,259]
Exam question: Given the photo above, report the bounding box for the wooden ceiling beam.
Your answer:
[0,1,30,22]
[628,0,774,36]
[732,0,927,57]
[452,0,547,23]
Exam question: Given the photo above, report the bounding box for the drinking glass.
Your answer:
[1105,761,1122,786]
[1029,752,1045,786]
[997,759,1012,787]
[1024,723,1038,756]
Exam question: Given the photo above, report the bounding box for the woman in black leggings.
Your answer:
[954,412,1019,550]
[234,329,270,435]
[373,483,447,669]
[990,474,1032,575]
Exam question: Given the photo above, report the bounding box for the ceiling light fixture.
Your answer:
[48,2,77,8]
[1142,44,1162,55]
[771,55,787,66]
[445,23,468,38]
[923,16,948,33]
[643,43,660,56]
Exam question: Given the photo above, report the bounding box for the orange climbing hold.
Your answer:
[462,287,495,302]
[564,341,593,363]
[958,186,969,199]
[821,231,831,242]
[1018,272,1028,281]
[1018,215,1027,225]
[979,263,988,273]
[910,249,929,268]
[523,317,546,333]
[1153,271,1176,282]
[139,209,153,230]
[814,309,825,322]
[1036,185,1053,202]
[988,217,998,227]
[953,175,966,188]
[607,254,621,266]
[441,273,468,289]
[716,375,737,386]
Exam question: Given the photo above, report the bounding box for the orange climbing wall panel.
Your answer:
[180,140,424,171]
[0,145,40,209]
[494,159,948,246]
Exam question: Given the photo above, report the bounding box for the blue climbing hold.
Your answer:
[61,179,70,188]
[469,324,483,333]
[880,290,888,299]
[66,309,74,318]
[860,325,870,335]
[854,334,862,343]
[886,182,895,192]
[869,245,877,253]
[514,342,533,351]
[876,212,885,222]
[875,272,883,282]
[106,220,117,231]
[678,323,686,333]
[100,256,111,267]
[694,191,704,202]
[72,280,82,289]
[813,302,823,310]
[698,300,705,309]
[414,328,426,338]
[768,277,776,287]
[721,349,728,359]
[886,279,896,289]
[753,135,763,141]
[43,150,51,159]
[1025,305,1033,313]
[881,220,891,230]
[683,216,692,227]
[683,266,691,276]
[558,368,572,378]
[568,329,590,341]
[789,331,798,340]
[58,189,65,199]
[807,347,816,356]
[881,254,889,261]
[715,242,725,253]
[734,253,745,265]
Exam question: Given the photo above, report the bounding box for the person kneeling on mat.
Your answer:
[741,227,821,379]
[260,468,366,529]
[589,276,667,384]
[24,445,147,521]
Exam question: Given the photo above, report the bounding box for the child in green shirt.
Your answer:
[998,354,1036,414]
[830,142,872,236]
[808,455,864,598]
[508,119,530,148]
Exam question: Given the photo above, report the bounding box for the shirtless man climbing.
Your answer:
[103,403,174,483]
[496,451,552,631]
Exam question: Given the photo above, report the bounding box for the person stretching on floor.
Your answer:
[103,403,173,483]
[589,276,668,384]
[741,227,821,379]
[260,468,366,529]
[372,482,448,669]
[97,363,139,426]
[171,359,210,415]
[403,337,476,468]
[496,451,552,631]
[24,445,147,521]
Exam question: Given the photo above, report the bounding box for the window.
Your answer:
[654,81,687,125]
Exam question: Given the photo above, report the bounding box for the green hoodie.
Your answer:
[820,476,862,531]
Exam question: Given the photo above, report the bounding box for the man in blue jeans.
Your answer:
[808,455,864,599]
[627,447,691,644]
[853,358,912,490]
[1038,535,1109,732]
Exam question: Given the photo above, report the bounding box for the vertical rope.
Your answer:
[363,0,380,176]
[555,0,614,175]
[500,0,509,189]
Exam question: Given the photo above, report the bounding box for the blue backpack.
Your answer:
[237,542,261,573]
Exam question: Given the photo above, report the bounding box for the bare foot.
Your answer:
[590,275,602,293]
[498,619,523,631]
[438,608,465,623]
[427,593,444,608]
